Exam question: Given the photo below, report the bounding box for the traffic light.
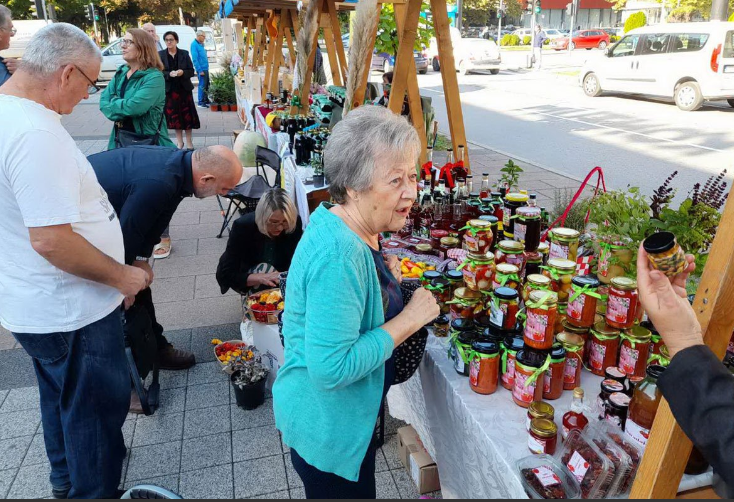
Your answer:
[534,0,541,14]
[93,8,99,21]
[526,1,533,13]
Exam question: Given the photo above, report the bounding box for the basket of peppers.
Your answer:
[244,288,284,324]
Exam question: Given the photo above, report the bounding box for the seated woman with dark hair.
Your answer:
[216,188,303,295]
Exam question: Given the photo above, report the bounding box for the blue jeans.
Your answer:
[13,308,129,499]
[198,71,210,105]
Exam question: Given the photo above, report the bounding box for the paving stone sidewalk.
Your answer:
[0,93,587,499]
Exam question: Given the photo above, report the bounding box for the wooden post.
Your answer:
[430,0,470,171]
[262,11,279,101]
[269,12,286,98]
[351,2,382,109]
[322,8,343,86]
[630,195,734,498]
[255,17,267,67]
[325,0,348,84]
[290,0,323,114]
[243,16,254,66]
[284,10,297,69]
[387,0,420,118]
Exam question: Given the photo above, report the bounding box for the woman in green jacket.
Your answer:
[99,28,174,151]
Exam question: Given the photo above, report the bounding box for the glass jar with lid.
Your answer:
[619,325,652,378]
[557,332,585,390]
[643,231,687,277]
[444,269,464,300]
[501,334,524,390]
[478,215,500,253]
[549,227,581,262]
[430,229,449,250]
[523,274,552,302]
[495,240,526,272]
[596,379,625,420]
[527,401,555,431]
[448,287,483,320]
[604,392,631,429]
[433,314,450,338]
[524,291,559,350]
[462,219,493,254]
[605,277,639,330]
[513,349,550,408]
[524,251,543,278]
[543,343,567,401]
[597,237,633,285]
[420,270,442,288]
[490,287,520,330]
[414,242,436,256]
[438,236,460,260]
[503,192,529,238]
[626,365,667,449]
[538,241,550,265]
[460,252,495,292]
[640,320,665,359]
[428,277,452,313]
[492,263,521,292]
[589,321,621,377]
[448,319,479,376]
[515,206,542,252]
[543,258,577,303]
[528,418,558,455]
[567,275,602,328]
[469,340,500,395]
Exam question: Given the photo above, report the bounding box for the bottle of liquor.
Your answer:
[423,147,435,190]
[440,148,455,189]
[480,173,490,199]
[466,175,474,197]
[562,388,589,442]
[528,193,538,207]
[418,189,434,239]
[453,144,468,181]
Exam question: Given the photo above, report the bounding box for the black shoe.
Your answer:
[52,487,70,499]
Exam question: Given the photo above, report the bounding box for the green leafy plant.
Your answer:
[374,3,433,58]
[610,35,621,43]
[494,159,523,192]
[501,34,520,46]
[209,71,236,104]
[522,35,532,46]
[624,12,646,33]
[551,188,590,233]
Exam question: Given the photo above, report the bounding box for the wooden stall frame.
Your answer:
[243,16,254,65]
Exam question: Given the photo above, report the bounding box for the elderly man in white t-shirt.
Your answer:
[0,23,148,500]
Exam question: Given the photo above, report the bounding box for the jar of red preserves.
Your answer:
[543,343,567,401]
[460,253,495,292]
[495,240,526,272]
[469,340,500,395]
[462,219,494,254]
[430,229,449,249]
[619,325,652,378]
[478,215,500,253]
[492,263,521,291]
[528,418,558,455]
[543,258,576,303]
[588,322,621,377]
[503,193,529,238]
[567,275,602,329]
[523,274,552,302]
[557,332,585,391]
[501,334,524,390]
[524,291,559,350]
[490,287,520,330]
[513,348,551,408]
[437,236,460,260]
[515,206,542,252]
[524,251,543,278]
[605,277,638,330]
[527,401,555,431]
[596,379,625,420]
[448,287,483,320]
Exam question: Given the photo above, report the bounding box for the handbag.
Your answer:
[114,111,166,148]
[123,302,160,416]
[392,281,430,385]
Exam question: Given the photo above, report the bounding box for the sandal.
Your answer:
[153,238,172,259]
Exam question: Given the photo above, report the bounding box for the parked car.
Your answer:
[600,27,624,37]
[372,50,429,74]
[512,28,533,40]
[580,22,734,111]
[543,29,565,40]
[427,26,462,71]
[551,29,610,50]
[455,38,501,75]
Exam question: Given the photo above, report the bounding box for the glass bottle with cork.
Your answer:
[562,387,589,441]
[480,173,491,199]
[453,144,468,181]
[423,146,435,190]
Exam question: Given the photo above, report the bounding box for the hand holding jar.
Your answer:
[403,287,441,329]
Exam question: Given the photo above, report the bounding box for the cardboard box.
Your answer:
[397,426,440,494]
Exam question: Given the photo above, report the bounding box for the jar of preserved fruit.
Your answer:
[420,270,442,288]
[589,321,621,377]
[438,236,460,260]
[605,392,631,429]
[597,238,632,285]
[513,349,551,408]
[478,215,500,253]
[469,340,500,395]
[524,291,559,350]
[557,332,584,391]
[549,227,580,262]
[538,241,550,265]
[596,379,625,420]
[430,229,449,249]
[448,320,479,376]
[543,344,567,401]
[527,401,555,431]
[460,253,495,292]
[444,269,464,298]
[492,263,521,292]
[466,200,482,221]
[515,206,542,252]
[596,285,609,316]
[524,251,543,278]
[643,231,687,278]
[496,240,526,272]
[433,314,450,338]
[566,275,602,329]
[625,365,666,449]
[501,334,525,390]
[428,278,452,313]
[543,258,576,303]
[490,287,520,330]
[448,287,483,320]
[523,274,552,302]
[619,325,652,378]
[462,219,494,254]
[605,366,628,388]
[605,277,638,330]
[503,193,529,238]
[528,418,558,455]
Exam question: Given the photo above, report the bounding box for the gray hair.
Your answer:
[196,30,206,37]
[22,23,102,77]
[324,106,420,204]
[0,5,11,29]
[255,188,298,235]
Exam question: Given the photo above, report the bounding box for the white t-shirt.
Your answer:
[0,95,125,334]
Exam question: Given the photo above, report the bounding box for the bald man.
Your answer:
[142,22,163,51]
[88,145,242,412]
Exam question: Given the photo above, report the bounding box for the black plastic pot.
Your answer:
[231,372,267,410]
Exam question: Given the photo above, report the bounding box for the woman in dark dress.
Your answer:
[159,31,200,149]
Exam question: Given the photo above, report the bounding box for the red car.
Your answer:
[552,30,611,51]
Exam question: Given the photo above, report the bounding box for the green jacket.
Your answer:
[99,65,175,150]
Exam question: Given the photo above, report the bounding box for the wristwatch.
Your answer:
[135,256,152,265]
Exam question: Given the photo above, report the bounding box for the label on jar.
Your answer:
[550,241,570,260]
[624,419,651,449]
[619,344,640,376]
[464,234,479,252]
[598,247,611,278]
[525,311,549,343]
[514,223,527,243]
[462,267,477,289]
[607,295,631,324]
[513,370,536,404]
[469,358,480,387]
[502,357,516,385]
[566,451,590,483]
[590,341,606,372]
[528,435,546,455]
[533,466,561,488]
[567,290,585,321]
[564,357,579,384]
[543,372,551,393]
[490,301,507,327]
[503,210,511,228]
[507,254,524,268]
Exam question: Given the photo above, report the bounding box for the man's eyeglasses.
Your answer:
[73,65,101,95]
[120,39,135,48]
[164,38,176,42]
[1,26,16,36]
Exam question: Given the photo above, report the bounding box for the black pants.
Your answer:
[290,447,377,499]
[134,287,169,349]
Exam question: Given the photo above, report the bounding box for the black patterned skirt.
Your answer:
[165,89,201,131]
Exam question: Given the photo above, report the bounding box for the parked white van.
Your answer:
[580,22,734,111]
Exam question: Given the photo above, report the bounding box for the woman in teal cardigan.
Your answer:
[99,28,174,150]
[273,106,439,498]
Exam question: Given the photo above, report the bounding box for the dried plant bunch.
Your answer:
[344,0,379,114]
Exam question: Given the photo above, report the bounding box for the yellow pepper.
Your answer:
[211,338,223,345]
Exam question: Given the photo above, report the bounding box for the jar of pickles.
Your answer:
[566,275,602,329]
[619,325,652,378]
[448,287,483,320]
[557,332,585,391]
[495,240,526,272]
[501,334,524,390]
[438,236,460,260]
[543,343,567,401]
[543,258,576,303]
[450,328,479,377]
[444,269,464,298]
[420,270,442,288]
[513,349,551,408]
[462,219,494,254]
[460,253,495,292]
[643,231,687,277]
[597,238,632,285]
[428,277,452,312]
[492,263,521,292]
[524,291,558,350]
[515,206,542,251]
[548,227,580,262]
[489,287,520,330]
[503,193,529,238]
[523,274,552,302]
[605,277,639,330]
[524,251,543,278]
[588,321,621,377]
[469,340,500,395]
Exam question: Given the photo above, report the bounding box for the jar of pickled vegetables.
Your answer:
[420,270,442,288]
[597,238,632,285]
[478,215,500,253]
[503,193,529,238]
[605,277,638,330]
[449,324,479,376]
[548,227,580,262]
[543,343,566,401]
[501,334,525,390]
[448,287,483,320]
[438,236,460,260]
[523,274,552,302]
[524,251,543,278]
[542,258,576,303]
[643,231,687,277]
[524,291,559,350]
[428,278,452,313]
[460,253,495,292]
[444,269,464,299]
[513,349,551,408]
[489,287,520,330]
[462,219,494,254]
[566,275,602,329]
[619,325,652,378]
[515,206,542,252]
[557,332,585,391]
[496,240,526,272]
[588,321,621,377]
[492,263,521,292]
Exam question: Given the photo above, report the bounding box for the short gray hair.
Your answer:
[23,23,102,77]
[196,30,206,37]
[0,5,11,29]
[324,106,420,204]
[255,188,298,235]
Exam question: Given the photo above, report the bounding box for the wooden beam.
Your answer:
[243,16,254,66]
[269,12,286,97]
[387,0,420,117]
[326,0,348,83]
[351,2,381,109]
[630,193,734,498]
[284,10,297,69]
[254,18,267,67]
[430,0,470,171]
[262,12,279,101]
[290,8,300,34]
[322,24,343,85]
[290,0,323,114]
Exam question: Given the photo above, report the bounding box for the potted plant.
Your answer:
[208,80,224,112]
[227,345,269,410]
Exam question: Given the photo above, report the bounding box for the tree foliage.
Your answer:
[623,11,646,33]
[610,0,734,23]
[373,2,433,57]
[461,0,523,27]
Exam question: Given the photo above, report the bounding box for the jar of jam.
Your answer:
[528,418,558,455]
[543,343,566,401]
[566,275,601,329]
[625,365,666,449]
[527,401,555,431]
[648,344,670,368]
[605,366,628,388]
[503,192,529,238]
[643,231,687,278]
[605,277,639,330]
[513,349,550,408]
[462,219,493,254]
[430,229,449,249]
[515,206,542,251]
[415,243,436,256]
[501,334,524,390]
[469,340,500,395]
[420,270,442,288]
[619,325,652,378]
[523,274,552,302]
[489,287,520,330]
[548,227,580,262]
[433,314,450,338]
[492,263,521,291]
[466,199,482,221]
[524,291,559,350]
[438,236,460,260]
[560,318,590,347]
[524,251,543,278]
[460,253,495,292]
[495,240,526,272]
[482,325,507,346]
[448,287,483,320]
[557,332,584,391]
[449,320,479,376]
[588,321,621,377]
[597,379,625,420]
[428,277,452,313]
[605,392,631,429]
[543,258,576,303]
